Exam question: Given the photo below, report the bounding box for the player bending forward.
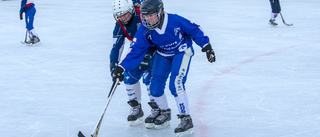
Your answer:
[111,0,159,127]
[112,0,216,136]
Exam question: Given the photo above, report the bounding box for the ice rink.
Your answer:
[0,0,319,137]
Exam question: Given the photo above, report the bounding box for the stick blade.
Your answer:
[285,23,293,26]
[78,131,86,137]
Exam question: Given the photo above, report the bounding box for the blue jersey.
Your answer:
[120,12,210,71]
[20,0,35,13]
[110,10,142,64]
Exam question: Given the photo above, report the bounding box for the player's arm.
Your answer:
[177,15,215,63]
[113,27,152,81]
[176,14,210,48]
[110,25,126,77]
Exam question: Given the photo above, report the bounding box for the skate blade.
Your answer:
[175,128,194,137]
[29,42,41,46]
[128,117,143,126]
[268,22,278,27]
[24,42,41,46]
[145,123,155,129]
[154,121,170,129]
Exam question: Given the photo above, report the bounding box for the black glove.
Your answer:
[112,65,124,82]
[139,53,152,71]
[110,62,117,78]
[201,43,216,63]
[19,12,23,20]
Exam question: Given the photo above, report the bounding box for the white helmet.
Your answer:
[113,0,135,24]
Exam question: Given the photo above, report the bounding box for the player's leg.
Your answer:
[124,68,144,126]
[169,47,195,136]
[149,53,172,129]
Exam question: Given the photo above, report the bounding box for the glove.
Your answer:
[112,65,124,82]
[19,12,23,20]
[139,53,152,71]
[201,43,216,63]
[110,62,117,78]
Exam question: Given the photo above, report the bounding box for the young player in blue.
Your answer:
[111,0,159,127]
[112,0,216,135]
[269,0,281,26]
[20,0,40,44]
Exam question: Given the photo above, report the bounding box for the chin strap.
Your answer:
[117,19,133,41]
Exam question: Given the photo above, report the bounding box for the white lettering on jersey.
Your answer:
[174,27,180,36]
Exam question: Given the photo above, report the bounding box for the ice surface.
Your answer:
[0,0,319,137]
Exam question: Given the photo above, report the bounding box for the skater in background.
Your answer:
[110,0,159,127]
[269,0,281,25]
[112,0,216,136]
[20,0,40,44]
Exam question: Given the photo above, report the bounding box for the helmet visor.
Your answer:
[142,13,158,26]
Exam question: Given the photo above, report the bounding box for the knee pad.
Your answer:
[150,74,167,97]
[123,67,144,84]
[123,71,139,85]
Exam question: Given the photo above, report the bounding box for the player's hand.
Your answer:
[112,65,124,82]
[201,43,216,63]
[139,53,152,71]
[110,62,117,77]
[19,12,23,20]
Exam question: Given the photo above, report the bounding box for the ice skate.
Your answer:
[127,100,144,126]
[32,36,41,45]
[24,36,33,45]
[174,114,194,137]
[145,102,160,129]
[269,19,278,26]
[154,109,171,129]
[25,36,41,46]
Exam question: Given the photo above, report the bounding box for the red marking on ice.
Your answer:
[195,41,320,137]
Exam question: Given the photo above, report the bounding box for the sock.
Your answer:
[174,92,190,115]
[154,94,169,110]
[126,81,142,103]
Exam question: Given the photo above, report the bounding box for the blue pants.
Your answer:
[123,57,153,85]
[150,47,194,97]
[269,0,281,13]
[25,7,36,31]
[123,67,152,85]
